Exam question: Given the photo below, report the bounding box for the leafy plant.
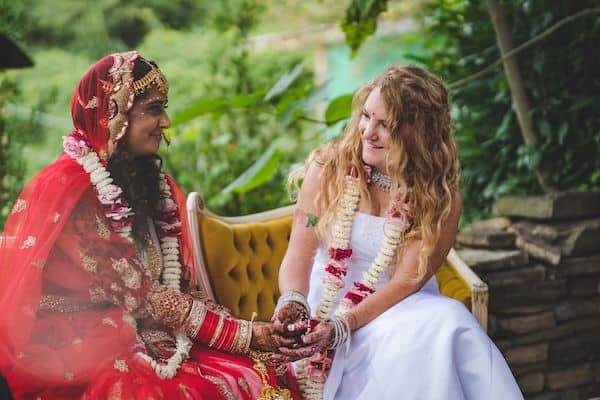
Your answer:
[418,0,600,222]
[341,0,389,57]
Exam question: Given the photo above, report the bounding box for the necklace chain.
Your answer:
[370,168,391,192]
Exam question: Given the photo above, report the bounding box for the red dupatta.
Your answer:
[0,51,195,394]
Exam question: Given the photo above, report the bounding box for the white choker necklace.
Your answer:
[370,168,391,192]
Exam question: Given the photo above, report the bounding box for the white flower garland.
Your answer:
[63,131,192,379]
[297,170,412,400]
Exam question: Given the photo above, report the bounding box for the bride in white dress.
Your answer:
[273,65,523,399]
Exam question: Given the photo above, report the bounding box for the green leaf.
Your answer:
[230,91,265,108]
[264,62,305,102]
[306,213,319,227]
[557,122,568,145]
[221,146,281,195]
[538,119,552,138]
[340,0,388,57]
[171,97,225,127]
[325,94,353,126]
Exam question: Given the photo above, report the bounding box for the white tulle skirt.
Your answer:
[317,284,523,400]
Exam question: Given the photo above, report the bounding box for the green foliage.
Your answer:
[17,0,212,59]
[0,1,38,229]
[0,0,24,42]
[156,2,319,216]
[341,0,389,57]
[418,0,600,222]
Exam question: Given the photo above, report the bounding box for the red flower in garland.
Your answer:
[325,262,348,277]
[328,247,352,261]
[344,281,376,305]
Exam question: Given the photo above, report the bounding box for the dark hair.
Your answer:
[133,56,158,81]
[106,56,164,242]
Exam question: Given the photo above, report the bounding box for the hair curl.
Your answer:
[290,65,459,280]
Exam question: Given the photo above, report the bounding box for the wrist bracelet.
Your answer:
[275,290,311,316]
[328,315,350,349]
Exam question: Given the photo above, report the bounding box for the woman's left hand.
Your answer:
[277,319,334,359]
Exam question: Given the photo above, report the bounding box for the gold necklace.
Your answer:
[145,233,163,281]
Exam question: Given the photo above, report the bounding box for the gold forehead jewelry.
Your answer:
[133,65,169,95]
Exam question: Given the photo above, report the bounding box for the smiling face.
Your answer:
[124,85,170,156]
[359,86,393,173]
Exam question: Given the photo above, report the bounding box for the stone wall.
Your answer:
[456,191,600,400]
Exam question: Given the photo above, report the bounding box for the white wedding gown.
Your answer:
[306,212,523,400]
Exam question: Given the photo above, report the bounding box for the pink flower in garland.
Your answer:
[97,186,123,205]
[323,274,345,289]
[63,135,90,159]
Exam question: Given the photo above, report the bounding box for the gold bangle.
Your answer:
[208,315,224,348]
[182,300,208,338]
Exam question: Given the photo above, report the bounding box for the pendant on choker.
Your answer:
[370,168,392,192]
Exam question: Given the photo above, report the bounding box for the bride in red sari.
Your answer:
[0,51,301,400]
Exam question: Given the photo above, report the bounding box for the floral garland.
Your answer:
[63,129,192,379]
[297,168,412,399]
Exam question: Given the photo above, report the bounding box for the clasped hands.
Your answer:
[250,301,335,363]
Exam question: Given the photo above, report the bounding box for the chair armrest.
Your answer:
[186,192,217,301]
[446,248,489,331]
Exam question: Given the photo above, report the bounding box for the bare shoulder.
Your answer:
[451,188,462,214]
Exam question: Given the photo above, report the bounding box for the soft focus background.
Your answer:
[1,0,598,227]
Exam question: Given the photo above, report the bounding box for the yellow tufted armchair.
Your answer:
[186,192,489,331]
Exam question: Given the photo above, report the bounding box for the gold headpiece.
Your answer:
[132,64,169,95]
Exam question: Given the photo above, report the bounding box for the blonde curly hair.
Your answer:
[290,65,459,280]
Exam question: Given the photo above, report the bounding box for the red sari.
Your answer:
[0,52,300,400]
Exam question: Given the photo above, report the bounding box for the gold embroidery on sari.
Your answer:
[85,96,98,109]
[39,294,95,313]
[11,199,26,214]
[80,252,98,273]
[111,258,142,289]
[19,235,36,249]
[53,212,60,223]
[102,317,118,328]
[89,286,108,303]
[238,377,251,397]
[123,292,140,311]
[107,380,124,400]
[122,312,137,329]
[107,52,137,148]
[64,372,74,381]
[72,338,83,346]
[202,373,235,400]
[96,214,111,238]
[113,359,129,372]
[178,384,192,397]
[31,259,45,269]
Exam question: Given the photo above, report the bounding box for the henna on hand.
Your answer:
[250,321,297,352]
[277,319,334,359]
[272,301,309,338]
